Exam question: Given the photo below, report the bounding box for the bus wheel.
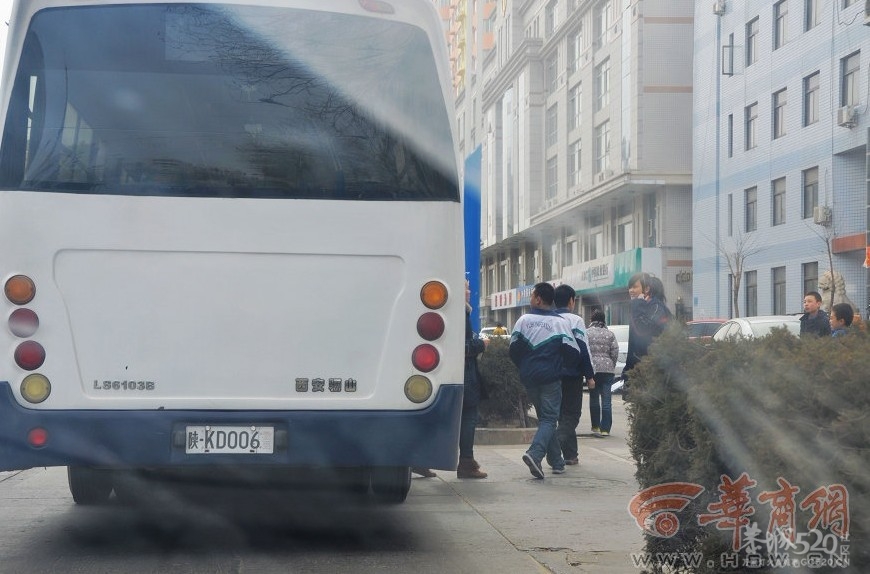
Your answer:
[67,466,113,505]
[370,466,411,504]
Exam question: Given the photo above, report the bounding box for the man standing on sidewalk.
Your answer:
[553,284,595,466]
[509,282,582,479]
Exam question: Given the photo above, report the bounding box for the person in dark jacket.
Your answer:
[510,282,581,479]
[829,302,854,337]
[800,291,832,338]
[457,281,488,479]
[623,274,671,395]
[553,284,595,465]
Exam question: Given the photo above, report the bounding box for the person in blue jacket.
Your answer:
[510,282,581,479]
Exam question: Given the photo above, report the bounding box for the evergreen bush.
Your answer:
[628,324,869,573]
[476,338,533,427]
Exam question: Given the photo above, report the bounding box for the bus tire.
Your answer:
[370,466,411,504]
[67,466,113,505]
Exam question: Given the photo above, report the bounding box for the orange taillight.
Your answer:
[5,275,36,305]
[420,281,448,310]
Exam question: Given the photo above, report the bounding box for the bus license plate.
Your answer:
[185,425,274,454]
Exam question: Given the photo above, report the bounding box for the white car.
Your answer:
[711,315,801,341]
[608,324,630,378]
[479,326,509,340]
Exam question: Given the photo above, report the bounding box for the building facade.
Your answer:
[693,0,870,320]
[440,0,695,328]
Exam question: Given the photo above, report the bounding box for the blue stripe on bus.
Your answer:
[0,383,463,471]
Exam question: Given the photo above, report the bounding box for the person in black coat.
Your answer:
[800,291,832,338]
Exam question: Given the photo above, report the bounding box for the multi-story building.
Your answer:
[441,0,696,328]
[693,0,869,320]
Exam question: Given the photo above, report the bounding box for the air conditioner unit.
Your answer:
[813,205,832,225]
[713,2,726,15]
[837,105,857,128]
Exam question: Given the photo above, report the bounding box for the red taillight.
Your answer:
[27,427,48,448]
[14,340,45,370]
[5,275,36,305]
[411,344,439,372]
[9,308,39,338]
[416,312,445,341]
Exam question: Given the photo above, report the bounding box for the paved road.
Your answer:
[0,398,643,574]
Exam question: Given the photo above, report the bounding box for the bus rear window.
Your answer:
[0,4,459,201]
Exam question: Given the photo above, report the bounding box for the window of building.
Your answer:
[745,270,758,316]
[727,114,734,157]
[595,121,610,174]
[841,51,860,107]
[546,52,559,94]
[546,156,558,199]
[546,104,558,148]
[774,1,788,49]
[595,58,610,111]
[805,0,820,30]
[772,266,787,314]
[545,0,557,37]
[843,0,857,7]
[568,140,581,188]
[595,1,611,47]
[616,220,633,253]
[772,177,786,226]
[803,71,819,126]
[569,84,582,131]
[802,262,818,294]
[746,17,759,66]
[745,103,758,150]
[728,193,734,236]
[773,89,787,139]
[802,167,818,219]
[569,28,583,74]
[745,186,758,231]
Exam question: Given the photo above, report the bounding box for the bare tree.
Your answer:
[717,230,762,318]
[806,215,837,310]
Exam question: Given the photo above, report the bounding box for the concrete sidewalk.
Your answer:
[424,395,646,573]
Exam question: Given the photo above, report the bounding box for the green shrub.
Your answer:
[628,324,869,573]
[476,338,533,427]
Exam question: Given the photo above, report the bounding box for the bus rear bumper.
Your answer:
[0,382,463,472]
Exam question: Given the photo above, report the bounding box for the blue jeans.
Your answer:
[589,372,614,432]
[525,380,564,469]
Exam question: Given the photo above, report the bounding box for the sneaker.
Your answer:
[522,452,544,479]
[591,426,601,434]
[552,467,566,474]
[564,457,579,466]
[600,430,610,437]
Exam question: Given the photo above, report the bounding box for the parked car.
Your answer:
[607,324,629,378]
[479,326,509,340]
[685,318,727,344]
[711,315,801,342]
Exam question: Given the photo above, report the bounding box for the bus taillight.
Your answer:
[21,374,51,404]
[416,312,445,341]
[420,281,448,310]
[411,344,439,372]
[27,427,49,447]
[15,340,46,371]
[9,308,39,338]
[5,274,36,305]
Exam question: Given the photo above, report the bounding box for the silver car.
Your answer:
[712,315,801,341]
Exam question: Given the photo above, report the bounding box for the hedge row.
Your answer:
[627,325,869,573]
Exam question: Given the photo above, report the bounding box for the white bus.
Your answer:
[0,0,465,504]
